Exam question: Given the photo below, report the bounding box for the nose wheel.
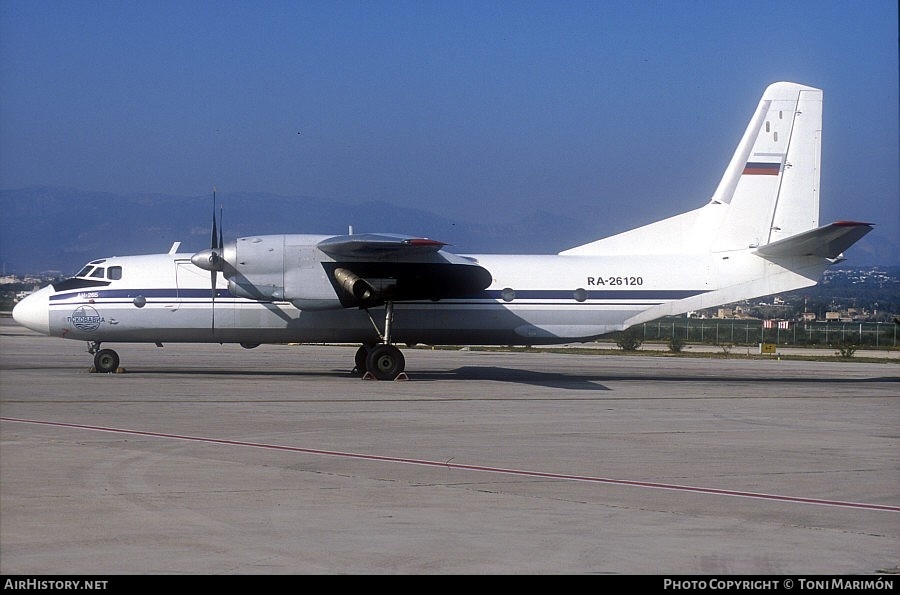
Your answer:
[87,342,121,373]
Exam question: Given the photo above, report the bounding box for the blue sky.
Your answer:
[1,1,897,261]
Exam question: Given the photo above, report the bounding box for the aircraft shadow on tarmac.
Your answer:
[398,366,899,389]
[124,365,611,391]
[121,364,899,392]
[393,366,612,390]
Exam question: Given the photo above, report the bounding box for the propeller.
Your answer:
[190,189,225,331]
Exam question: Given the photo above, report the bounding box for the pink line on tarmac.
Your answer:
[3,416,898,513]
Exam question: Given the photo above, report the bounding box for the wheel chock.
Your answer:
[361,371,410,381]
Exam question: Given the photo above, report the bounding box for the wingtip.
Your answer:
[831,220,874,228]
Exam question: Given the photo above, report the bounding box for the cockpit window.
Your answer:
[76,266,94,278]
[107,266,123,280]
[89,267,106,278]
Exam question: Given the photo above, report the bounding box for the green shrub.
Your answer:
[616,328,643,351]
[834,339,857,358]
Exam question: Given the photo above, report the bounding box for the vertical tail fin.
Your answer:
[711,82,822,252]
[559,82,825,257]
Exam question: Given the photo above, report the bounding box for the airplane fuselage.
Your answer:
[22,247,730,348]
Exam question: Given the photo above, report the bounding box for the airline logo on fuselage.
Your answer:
[68,305,104,332]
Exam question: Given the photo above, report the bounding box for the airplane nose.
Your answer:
[12,285,52,335]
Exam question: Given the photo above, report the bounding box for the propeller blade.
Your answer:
[210,190,218,332]
[211,190,219,250]
[191,188,227,333]
[210,269,217,331]
[217,205,224,252]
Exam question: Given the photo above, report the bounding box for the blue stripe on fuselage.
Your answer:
[49,288,233,302]
[49,287,707,303]
[481,289,706,300]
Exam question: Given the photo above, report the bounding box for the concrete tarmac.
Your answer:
[1,320,898,575]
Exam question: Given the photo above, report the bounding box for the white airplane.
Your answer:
[13,82,872,380]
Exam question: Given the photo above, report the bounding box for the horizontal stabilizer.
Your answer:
[754,221,873,260]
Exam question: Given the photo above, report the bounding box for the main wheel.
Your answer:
[93,348,120,373]
[365,344,405,381]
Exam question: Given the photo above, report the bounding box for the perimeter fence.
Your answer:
[636,318,898,348]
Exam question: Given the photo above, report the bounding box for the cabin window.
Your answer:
[765,121,770,132]
[108,266,123,280]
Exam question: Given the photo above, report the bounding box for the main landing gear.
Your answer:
[87,341,120,373]
[354,301,409,381]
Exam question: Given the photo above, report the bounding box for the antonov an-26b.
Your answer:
[13,82,872,380]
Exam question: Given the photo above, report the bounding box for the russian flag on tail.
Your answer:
[742,162,781,175]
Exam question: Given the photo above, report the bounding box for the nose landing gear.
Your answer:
[87,341,121,373]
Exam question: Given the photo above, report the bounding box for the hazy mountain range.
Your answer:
[1,186,895,275]
[0,186,603,275]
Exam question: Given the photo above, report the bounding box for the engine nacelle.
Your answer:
[225,236,285,301]
[193,232,491,311]
[224,235,346,309]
